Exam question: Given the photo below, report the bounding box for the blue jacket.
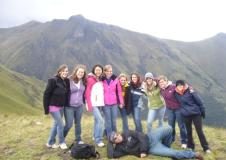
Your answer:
[175,88,205,117]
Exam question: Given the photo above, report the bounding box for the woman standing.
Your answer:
[118,73,129,132]
[158,75,187,148]
[102,65,124,137]
[175,80,211,153]
[143,72,165,133]
[125,73,145,132]
[43,64,70,149]
[85,64,105,147]
[64,65,86,144]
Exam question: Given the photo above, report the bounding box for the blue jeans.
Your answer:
[118,106,129,132]
[166,108,187,144]
[47,108,65,145]
[64,106,83,141]
[103,105,118,137]
[93,106,104,144]
[148,126,196,159]
[147,106,166,133]
[132,106,143,132]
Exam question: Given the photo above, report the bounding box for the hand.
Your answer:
[119,104,123,108]
[201,111,205,119]
[140,153,147,158]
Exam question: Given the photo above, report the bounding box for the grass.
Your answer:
[0,65,44,115]
[0,113,225,160]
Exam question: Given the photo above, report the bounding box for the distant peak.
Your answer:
[69,15,86,21]
[215,32,226,38]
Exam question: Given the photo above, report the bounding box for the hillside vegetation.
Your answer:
[0,65,44,115]
[0,15,226,127]
[0,113,225,160]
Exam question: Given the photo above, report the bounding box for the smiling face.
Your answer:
[131,74,138,84]
[146,77,153,85]
[94,66,103,78]
[113,133,123,144]
[105,68,113,78]
[119,76,127,86]
[76,68,85,79]
[59,67,69,79]
[159,79,168,89]
[176,84,184,91]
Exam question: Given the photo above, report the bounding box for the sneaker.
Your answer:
[46,143,59,149]
[205,149,211,154]
[97,142,105,147]
[181,144,187,149]
[78,140,84,144]
[59,143,68,150]
[195,152,203,160]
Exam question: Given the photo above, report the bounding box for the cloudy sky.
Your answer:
[1,0,226,41]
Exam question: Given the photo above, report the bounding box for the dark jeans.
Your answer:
[166,108,187,144]
[118,106,129,132]
[183,115,209,151]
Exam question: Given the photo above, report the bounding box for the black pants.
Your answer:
[183,115,209,151]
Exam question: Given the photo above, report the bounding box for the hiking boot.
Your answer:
[97,142,105,147]
[205,149,212,154]
[46,143,59,149]
[181,144,187,149]
[59,143,68,150]
[78,140,84,144]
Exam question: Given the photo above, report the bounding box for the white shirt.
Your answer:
[91,81,104,107]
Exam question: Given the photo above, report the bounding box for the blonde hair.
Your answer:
[158,75,168,82]
[118,73,128,81]
[103,64,112,72]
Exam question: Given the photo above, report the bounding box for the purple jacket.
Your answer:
[103,75,124,106]
[160,83,180,109]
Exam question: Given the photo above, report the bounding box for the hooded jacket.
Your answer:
[175,88,205,117]
[107,130,149,158]
[102,74,124,106]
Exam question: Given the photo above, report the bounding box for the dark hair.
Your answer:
[56,64,68,77]
[71,64,87,85]
[176,80,186,86]
[91,64,103,75]
[130,72,142,88]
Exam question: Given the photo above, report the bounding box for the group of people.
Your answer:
[43,63,211,159]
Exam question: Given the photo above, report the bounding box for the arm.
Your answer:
[84,78,93,112]
[43,78,55,115]
[107,141,126,158]
[191,92,205,117]
[130,131,149,154]
[116,79,124,106]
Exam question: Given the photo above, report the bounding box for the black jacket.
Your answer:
[43,76,70,114]
[107,130,149,158]
[175,88,205,117]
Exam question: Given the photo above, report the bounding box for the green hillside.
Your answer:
[0,15,226,127]
[0,65,45,115]
[0,114,225,160]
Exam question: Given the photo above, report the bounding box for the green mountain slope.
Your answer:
[0,15,226,127]
[0,65,45,114]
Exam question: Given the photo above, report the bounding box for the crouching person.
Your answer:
[107,126,203,160]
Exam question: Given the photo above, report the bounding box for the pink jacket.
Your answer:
[84,74,98,112]
[102,75,124,106]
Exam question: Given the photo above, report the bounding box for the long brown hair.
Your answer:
[130,72,142,88]
[71,64,87,85]
[56,64,68,77]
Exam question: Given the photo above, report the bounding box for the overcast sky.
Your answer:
[1,0,226,41]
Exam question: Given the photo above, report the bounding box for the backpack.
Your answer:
[70,143,100,159]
